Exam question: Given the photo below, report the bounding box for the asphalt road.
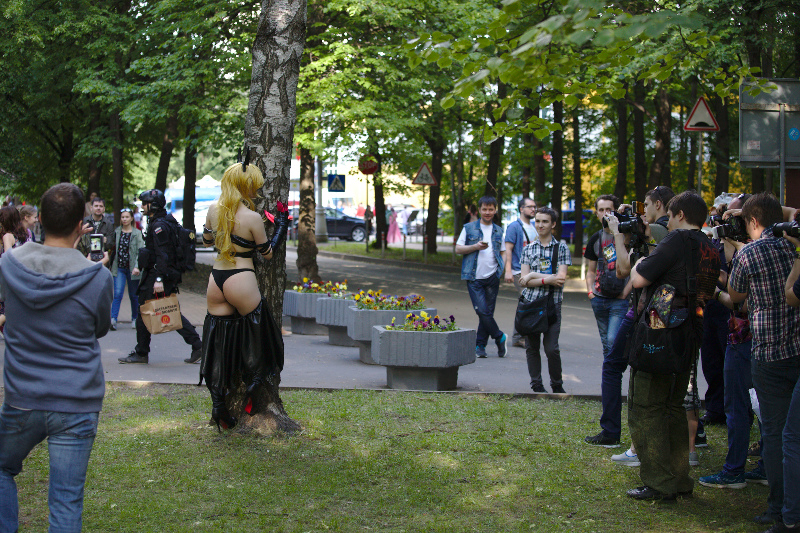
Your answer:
[0,248,709,400]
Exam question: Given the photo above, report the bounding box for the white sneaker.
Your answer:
[689,451,700,466]
[611,448,640,467]
[110,319,117,331]
[131,320,137,329]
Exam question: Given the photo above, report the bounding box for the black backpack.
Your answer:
[165,215,196,272]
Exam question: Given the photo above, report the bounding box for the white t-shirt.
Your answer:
[512,219,535,275]
[457,222,506,279]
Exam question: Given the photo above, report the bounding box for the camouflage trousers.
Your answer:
[628,368,694,495]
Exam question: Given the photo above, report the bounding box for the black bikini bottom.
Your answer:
[211,268,255,291]
[199,298,283,390]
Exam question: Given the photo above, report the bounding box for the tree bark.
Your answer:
[614,96,628,201]
[711,94,730,197]
[155,113,178,192]
[296,146,319,281]
[687,78,698,190]
[425,133,444,255]
[109,113,124,224]
[521,106,534,199]
[633,80,647,200]
[533,107,546,201]
[649,88,671,189]
[551,100,564,236]
[242,0,307,435]
[572,110,583,256]
[183,141,197,230]
[484,81,507,199]
[58,127,74,184]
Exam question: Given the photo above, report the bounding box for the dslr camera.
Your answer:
[709,215,749,242]
[602,201,646,236]
[773,221,800,239]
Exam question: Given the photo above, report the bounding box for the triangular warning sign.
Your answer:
[684,97,720,132]
[412,162,437,186]
[328,176,345,192]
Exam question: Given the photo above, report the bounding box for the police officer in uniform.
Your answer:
[118,189,202,364]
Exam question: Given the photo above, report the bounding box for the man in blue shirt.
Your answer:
[504,197,537,348]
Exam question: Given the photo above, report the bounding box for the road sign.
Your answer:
[327,174,345,192]
[412,162,437,186]
[684,97,720,131]
[358,155,379,175]
[790,127,800,142]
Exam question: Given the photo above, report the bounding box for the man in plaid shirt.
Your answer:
[727,192,800,532]
[518,207,571,394]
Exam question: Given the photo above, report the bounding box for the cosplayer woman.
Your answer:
[200,157,289,431]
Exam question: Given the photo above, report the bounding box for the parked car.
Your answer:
[289,207,368,242]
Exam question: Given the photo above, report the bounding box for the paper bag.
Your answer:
[139,293,182,335]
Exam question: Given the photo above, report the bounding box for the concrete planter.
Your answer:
[315,297,357,346]
[282,290,327,335]
[346,306,438,364]
[371,326,477,390]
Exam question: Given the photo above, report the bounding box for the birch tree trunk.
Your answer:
[238,0,307,434]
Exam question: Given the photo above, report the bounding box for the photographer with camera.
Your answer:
[583,196,630,405]
[585,187,674,453]
[725,192,800,531]
[118,189,202,365]
[625,191,720,502]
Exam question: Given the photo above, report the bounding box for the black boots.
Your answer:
[208,386,237,432]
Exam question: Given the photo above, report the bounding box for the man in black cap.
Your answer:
[118,189,202,365]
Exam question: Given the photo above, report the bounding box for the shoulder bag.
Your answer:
[627,231,700,374]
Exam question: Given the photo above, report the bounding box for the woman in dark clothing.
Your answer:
[199,159,288,431]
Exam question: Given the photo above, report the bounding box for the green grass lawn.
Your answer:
[14,385,766,532]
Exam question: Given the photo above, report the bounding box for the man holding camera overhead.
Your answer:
[726,192,800,531]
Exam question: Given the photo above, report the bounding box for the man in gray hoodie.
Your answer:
[0,183,113,533]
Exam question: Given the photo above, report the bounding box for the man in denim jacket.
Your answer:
[456,196,507,358]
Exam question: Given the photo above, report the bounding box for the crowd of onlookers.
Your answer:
[455,188,798,532]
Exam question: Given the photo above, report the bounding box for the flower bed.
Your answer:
[315,296,357,346]
[284,280,350,335]
[346,304,437,365]
[372,315,476,390]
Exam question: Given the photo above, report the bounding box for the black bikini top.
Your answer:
[203,225,270,258]
[230,234,257,258]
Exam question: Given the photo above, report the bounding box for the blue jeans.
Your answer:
[599,312,634,439]
[0,403,98,533]
[590,296,629,358]
[723,341,753,475]
[111,268,140,321]
[466,276,503,347]
[752,355,800,524]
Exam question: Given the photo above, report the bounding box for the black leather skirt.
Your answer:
[200,298,284,389]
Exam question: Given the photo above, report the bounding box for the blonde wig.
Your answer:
[215,162,265,263]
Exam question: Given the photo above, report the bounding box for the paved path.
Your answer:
[0,247,709,399]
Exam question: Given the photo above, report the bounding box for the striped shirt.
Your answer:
[520,236,572,304]
[728,229,800,363]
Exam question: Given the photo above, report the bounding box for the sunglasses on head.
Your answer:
[120,208,132,213]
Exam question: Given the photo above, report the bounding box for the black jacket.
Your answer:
[138,211,182,296]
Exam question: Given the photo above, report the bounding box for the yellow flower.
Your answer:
[311,283,319,288]
[354,294,360,301]
[391,317,396,324]
[420,311,429,320]
[434,315,440,319]
[406,313,412,319]
[292,285,299,291]
[303,277,309,283]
